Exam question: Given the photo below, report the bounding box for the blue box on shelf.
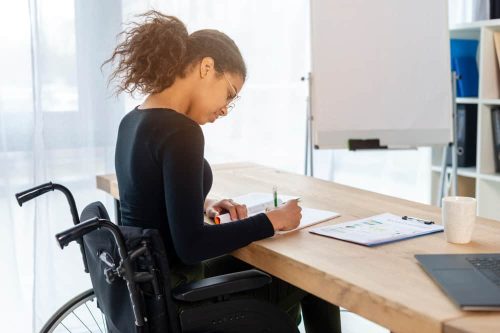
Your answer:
[450,39,479,97]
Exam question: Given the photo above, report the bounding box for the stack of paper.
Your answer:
[277,206,340,235]
[214,192,340,234]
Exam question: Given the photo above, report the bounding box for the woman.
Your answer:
[106,10,341,333]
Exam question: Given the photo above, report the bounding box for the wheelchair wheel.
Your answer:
[40,288,108,333]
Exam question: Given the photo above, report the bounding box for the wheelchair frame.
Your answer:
[17,183,170,331]
[16,183,299,333]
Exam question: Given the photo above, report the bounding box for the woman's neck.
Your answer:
[139,78,192,114]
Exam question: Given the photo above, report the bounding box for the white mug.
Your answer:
[441,196,477,244]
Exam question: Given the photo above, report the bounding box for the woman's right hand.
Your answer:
[265,199,302,231]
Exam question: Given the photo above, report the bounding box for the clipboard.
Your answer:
[309,213,444,246]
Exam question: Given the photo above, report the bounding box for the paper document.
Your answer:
[214,192,297,224]
[214,192,340,233]
[310,213,444,246]
[277,207,341,235]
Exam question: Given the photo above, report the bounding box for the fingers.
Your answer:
[217,199,247,220]
[234,203,248,219]
[296,206,303,225]
[205,207,220,218]
[284,199,300,208]
[279,200,302,231]
[283,200,302,215]
[218,200,237,220]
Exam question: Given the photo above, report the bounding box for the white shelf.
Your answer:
[431,166,477,178]
[478,172,500,183]
[456,97,479,104]
[455,98,500,105]
[430,166,500,183]
[450,19,500,31]
[481,99,500,105]
[431,19,500,222]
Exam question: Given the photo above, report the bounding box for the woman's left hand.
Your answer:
[205,198,248,221]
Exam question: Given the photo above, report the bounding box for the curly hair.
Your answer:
[103,10,247,95]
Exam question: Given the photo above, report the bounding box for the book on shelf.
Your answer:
[494,32,500,75]
[452,57,479,97]
[450,39,479,97]
[446,104,477,167]
[491,107,500,173]
[456,104,477,167]
[492,0,500,19]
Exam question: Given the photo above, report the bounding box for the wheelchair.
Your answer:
[16,183,299,333]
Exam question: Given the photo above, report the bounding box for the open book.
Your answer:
[214,192,340,234]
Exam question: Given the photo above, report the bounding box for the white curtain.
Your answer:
[1,0,123,331]
[2,1,433,332]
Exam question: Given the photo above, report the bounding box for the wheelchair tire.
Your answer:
[40,288,108,333]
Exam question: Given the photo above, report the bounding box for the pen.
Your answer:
[402,215,434,225]
[273,185,278,208]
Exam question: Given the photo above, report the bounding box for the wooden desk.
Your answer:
[445,314,500,333]
[97,162,500,333]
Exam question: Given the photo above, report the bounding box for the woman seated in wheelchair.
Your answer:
[106,10,341,333]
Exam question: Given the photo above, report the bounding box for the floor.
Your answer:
[298,309,389,333]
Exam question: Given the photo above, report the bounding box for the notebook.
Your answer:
[310,213,444,246]
[214,192,340,234]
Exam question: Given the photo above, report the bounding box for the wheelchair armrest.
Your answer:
[172,269,271,302]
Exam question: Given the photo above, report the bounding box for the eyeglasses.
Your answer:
[221,73,240,116]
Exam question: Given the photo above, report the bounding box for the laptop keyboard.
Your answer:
[466,257,500,287]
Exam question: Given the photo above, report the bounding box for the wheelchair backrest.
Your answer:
[80,202,180,333]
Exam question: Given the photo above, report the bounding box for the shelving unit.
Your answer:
[431,19,500,221]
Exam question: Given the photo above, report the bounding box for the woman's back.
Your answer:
[116,107,210,266]
[115,107,273,268]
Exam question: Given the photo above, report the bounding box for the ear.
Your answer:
[199,57,215,79]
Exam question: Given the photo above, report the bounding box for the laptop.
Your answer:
[415,253,500,311]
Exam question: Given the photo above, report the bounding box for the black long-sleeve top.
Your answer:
[115,107,275,267]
